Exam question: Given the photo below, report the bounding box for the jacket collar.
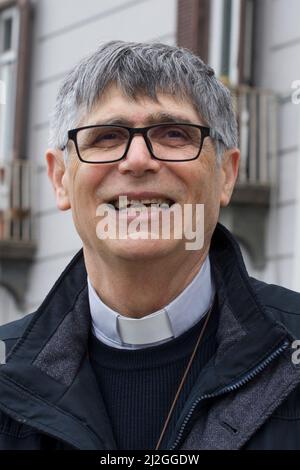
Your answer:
[0,223,299,450]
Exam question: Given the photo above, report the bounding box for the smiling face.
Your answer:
[46,85,239,265]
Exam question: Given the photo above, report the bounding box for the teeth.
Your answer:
[113,197,173,210]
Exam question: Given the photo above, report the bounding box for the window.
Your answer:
[209,0,255,85]
[0,5,19,165]
[0,0,31,243]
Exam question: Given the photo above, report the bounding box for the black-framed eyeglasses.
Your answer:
[61,123,211,164]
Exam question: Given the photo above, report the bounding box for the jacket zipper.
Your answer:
[169,338,290,450]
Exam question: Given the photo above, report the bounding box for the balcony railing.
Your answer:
[231,85,278,188]
[220,85,279,269]
[0,159,35,247]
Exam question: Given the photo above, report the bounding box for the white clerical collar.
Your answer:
[88,255,215,350]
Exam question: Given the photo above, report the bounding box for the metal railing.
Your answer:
[231,85,278,186]
[0,159,34,243]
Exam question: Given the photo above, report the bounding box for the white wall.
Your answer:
[251,0,300,291]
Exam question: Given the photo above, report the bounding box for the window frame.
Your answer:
[0,0,31,164]
[0,4,20,164]
[177,0,255,85]
[208,0,255,85]
[209,0,242,85]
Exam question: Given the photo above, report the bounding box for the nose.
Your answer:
[117,134,161,176]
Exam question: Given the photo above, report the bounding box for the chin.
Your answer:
[102,237,183,261]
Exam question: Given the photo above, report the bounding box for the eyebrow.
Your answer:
[92,112,198,127]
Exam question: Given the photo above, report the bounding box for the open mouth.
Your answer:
[109,198,176,211]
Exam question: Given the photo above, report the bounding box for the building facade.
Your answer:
[0,0,299,324]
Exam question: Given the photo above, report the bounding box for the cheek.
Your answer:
[72,165,104,199]
[80,165,114,198]
[191,164,220,205]
[69,168,93,219]
[183,164,212,200]
[71,166,112,222]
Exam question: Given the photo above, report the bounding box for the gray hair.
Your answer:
[48,40,238,163]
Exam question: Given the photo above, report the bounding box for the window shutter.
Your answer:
[14,0,31,160]
[177,0,210,62]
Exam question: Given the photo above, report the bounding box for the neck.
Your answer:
[84,247,210,318]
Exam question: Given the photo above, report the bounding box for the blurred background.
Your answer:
[0,0,300,324]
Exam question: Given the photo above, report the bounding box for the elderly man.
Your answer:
[0,41,300,451]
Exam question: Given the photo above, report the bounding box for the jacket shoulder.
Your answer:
[0,312,36,341]
[250,277,300,336]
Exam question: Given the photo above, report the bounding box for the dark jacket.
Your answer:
[1,223,300,450]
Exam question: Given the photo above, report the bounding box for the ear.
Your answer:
[46,149,71,211]
[219,148,240,207]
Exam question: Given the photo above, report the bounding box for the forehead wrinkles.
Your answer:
[81,87,202,126]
